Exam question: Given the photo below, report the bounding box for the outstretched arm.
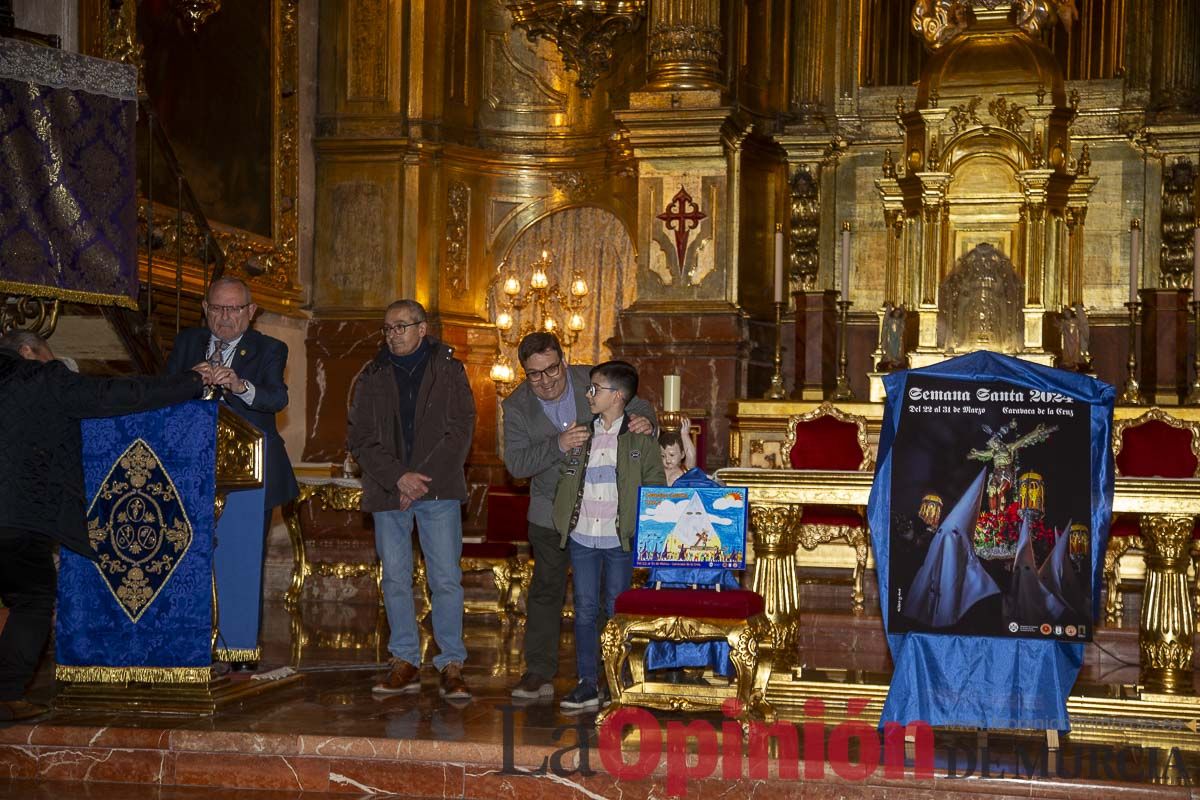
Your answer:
[681,415,697,470]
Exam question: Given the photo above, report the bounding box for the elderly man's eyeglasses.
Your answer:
[525,360,563,383]
[586,383,619,397]
[382,320,422,336]
[207,303,250,316]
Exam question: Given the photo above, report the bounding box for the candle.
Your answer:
[840,222,852,298]
[663,375,681,413]
[1130,220,1141,305]
[1193,225,1200,295]
[774,228,784,303]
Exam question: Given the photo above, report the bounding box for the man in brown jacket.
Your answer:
[347,300,476,700]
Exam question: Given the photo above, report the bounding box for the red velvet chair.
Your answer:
[599,583,775,732]
[1107,408,1200,624]
[784,402,874,611]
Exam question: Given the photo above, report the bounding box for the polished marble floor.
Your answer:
[2,574,1199,798]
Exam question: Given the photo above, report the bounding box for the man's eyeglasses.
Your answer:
[207,303,250,316]
[525,360,563,383]
[382,320,422,336]
[586,383,619,397]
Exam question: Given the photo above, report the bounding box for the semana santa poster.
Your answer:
[888,374,1094,641]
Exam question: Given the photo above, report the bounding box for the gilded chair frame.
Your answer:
[597,613,776,733]
[782,402,875,471]
[783,402,874,612]
[1108,407,1200,623]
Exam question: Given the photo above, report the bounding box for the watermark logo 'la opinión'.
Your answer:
[501,697,934,797]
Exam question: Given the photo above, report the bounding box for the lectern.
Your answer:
[55,401,294,714]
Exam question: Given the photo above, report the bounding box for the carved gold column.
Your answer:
[1138,514,1196,694]
[749,503,802,667]
[645,0,722,91]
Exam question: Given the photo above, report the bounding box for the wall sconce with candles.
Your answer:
[488,247,590,394]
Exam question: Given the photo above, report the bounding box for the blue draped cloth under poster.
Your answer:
[0,38,139,308]
[57,401,217,679]
[869,352,1114,731]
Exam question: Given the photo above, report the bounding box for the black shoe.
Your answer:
[0,700,49,721]
[511,672,554,699]
[559,682,600,712]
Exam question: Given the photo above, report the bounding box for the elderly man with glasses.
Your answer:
[348,299,476,701]
[166,276,299,515]
[502,332,656,700]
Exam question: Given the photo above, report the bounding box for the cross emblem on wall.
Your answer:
[656,186,707,276]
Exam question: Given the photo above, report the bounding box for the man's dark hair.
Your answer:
[0,330,47,354]
[658,429,684,450]
[590,360,638,403]
[385,299,427,322]
[517,331,563,366]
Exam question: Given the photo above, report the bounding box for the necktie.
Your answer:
[209,339,229,368]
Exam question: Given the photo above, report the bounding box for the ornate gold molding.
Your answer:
[789,165,820,291]
[445,181,470,299]
[1111,406,1200,476]
[0,293,60,337]
[507,0,647,97]
[911,0,974,51]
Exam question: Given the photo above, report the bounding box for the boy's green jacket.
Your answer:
[552,417,665,551]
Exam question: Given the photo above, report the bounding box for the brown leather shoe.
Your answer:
[0,700,49,721]
[439,663,471,700]
[372,659,421,695]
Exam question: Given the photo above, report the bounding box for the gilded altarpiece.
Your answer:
[78,0,302,313]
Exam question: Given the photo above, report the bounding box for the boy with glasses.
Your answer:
[552,361,665,711]
[502,334,656,701]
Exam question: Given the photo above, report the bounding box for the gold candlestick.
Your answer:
[1187,300,1200,405]
[1119,300,1145,406]
[763,300,786,400]
[833,298,854,401]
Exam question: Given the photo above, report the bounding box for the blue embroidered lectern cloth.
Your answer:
[869,352,1114,731]
[57,401,217,670]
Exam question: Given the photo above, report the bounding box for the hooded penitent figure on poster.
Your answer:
[1039,520,1088,620]
[1007,511,1066,624]
[903,468,1000,628]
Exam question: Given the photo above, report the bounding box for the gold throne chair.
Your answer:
[783,402,874,612]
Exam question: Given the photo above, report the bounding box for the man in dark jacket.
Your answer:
[164,276,299,512]
[348,300,476,701]
[0,331,209,721]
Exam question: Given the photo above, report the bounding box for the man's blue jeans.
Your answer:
[568,538,632,685]
[374,500,466,670]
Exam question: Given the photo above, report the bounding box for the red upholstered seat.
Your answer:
[615,588,765,619]
[486,487,530,544]
[800,507,864,527]
[1112,411,1200,538]
[789,413,866,470]
[1116,418,1199,478]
